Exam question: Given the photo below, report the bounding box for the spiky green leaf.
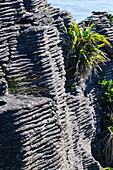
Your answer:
[108,126,113,135]
[104,167,112,170]
[87,23,95,33]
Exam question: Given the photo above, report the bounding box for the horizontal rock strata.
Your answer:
[0,95,63,169]
[79,11,113,57]
[79,11,113,167]
[0,0,104,169]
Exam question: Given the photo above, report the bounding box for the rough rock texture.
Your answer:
[0,95,63,169]
[79,11,113,57]
[90,61,113,167]
[0,0,104,169]
[79,11,113,167]
[66,94,102,170]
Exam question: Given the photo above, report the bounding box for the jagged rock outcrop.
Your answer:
[83,60,113,168]
[79,11,113,167]
[0,0,105,169]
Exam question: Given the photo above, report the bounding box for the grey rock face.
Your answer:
[85,60,113,167]
[79,11,113,167]
[0,0,103,169]
[0,78,8,95]
[79,11,113,57]
[0,95,63,169]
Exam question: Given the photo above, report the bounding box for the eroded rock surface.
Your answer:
[79,11,113,167]
[0,0,104,169]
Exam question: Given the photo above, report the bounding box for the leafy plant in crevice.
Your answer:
[65,22,110,81]
[8,77,20,94]
[98,79,113,103]
[7,76,48,96]
[98,122,113,167]
[98,79,113,167]
[109,14,113,23]
[48,18,54,24]
[104,167,112,170]
[98,78,113,129]
[43,3,49,7]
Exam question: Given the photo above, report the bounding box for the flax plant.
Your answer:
[104,167,112,170]
[66,22,111,80]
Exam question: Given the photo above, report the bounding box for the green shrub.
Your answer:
[104,167,112,170]
[98,79,113,167]
[109,14,113,22]
[44,4,49,7]
[8,78,20,94]
[108,126,113,135]
[98,79,113,102]
[66,22,110,80]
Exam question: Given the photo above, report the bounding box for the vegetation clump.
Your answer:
[98,79,113,103]
[104,167,112,170]
[8,78,20,94]
[65,22,110,80]
[98,78,113,168]
[109,14,113,22]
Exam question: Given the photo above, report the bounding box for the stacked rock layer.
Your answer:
[0,0,106,169]
[79,11,113,167]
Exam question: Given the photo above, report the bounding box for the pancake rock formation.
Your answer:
[0,0,111,170]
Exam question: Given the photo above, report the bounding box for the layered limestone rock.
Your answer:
[0,95,63,169]
[0,0,104,169]
[79,11,113,167]
[79,11,113,58]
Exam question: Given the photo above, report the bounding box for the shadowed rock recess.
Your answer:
[0,1,108,170]
[79,11,113,168]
